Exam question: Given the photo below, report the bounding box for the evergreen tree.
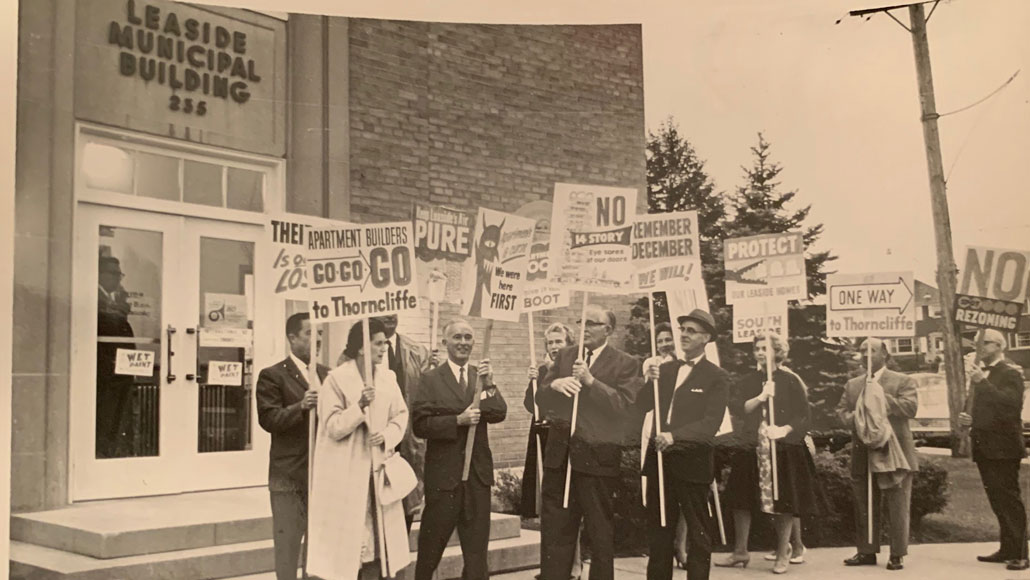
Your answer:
[719,133,848,429]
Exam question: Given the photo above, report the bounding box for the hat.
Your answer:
[676,308,716,338]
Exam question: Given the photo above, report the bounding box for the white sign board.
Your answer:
[632,210,703,292]
[114,348,154,377]
[207,361,243,386]
[724,232,806,303]
[268,214,337,298]
[548,183,638,294]
[515,200,571,313]
[732,301,789,344]
[305,222,419,323]
[958,245,1030,305]
[203,293,249,329]
[199,328,253,348]
[459,208,535,322]
[826,272,915,338]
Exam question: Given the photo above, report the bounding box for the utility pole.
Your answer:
[848,1,969,456]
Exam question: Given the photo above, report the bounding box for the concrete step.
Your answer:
[11,530,541,580]
[11,487,520,559]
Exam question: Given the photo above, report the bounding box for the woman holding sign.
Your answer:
[715,333,819,574]
[308,319,411,580]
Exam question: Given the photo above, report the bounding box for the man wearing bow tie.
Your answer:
[959,329,1029,571]
[412,318,507,580]
[537,305,643,580]
[639,309,729,580]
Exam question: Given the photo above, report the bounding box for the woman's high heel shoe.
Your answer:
[714,553,750,568]
[772,557,790,574]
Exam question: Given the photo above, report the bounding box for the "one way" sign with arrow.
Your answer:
[826,272,916,338]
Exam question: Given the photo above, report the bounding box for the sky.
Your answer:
[58,0,1030,287]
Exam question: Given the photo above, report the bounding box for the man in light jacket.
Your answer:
[836,338,918,571]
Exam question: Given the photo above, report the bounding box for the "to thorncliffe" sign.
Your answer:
[107,0,263,115]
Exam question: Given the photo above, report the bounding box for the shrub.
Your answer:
[492,468,523,515]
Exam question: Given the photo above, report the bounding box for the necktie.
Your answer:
[459,366,467,392]
[387,340,397,370]
[586,349,594,367]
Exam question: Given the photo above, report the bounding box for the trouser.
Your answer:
[540,468,616,580]
[646,477,712,580]
[977,459,1029,560]
[270,489,307,580]
[851,471,912,557]
[414,480,491,580]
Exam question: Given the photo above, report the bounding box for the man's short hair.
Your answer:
[286,312,309,337]
[980,328,1008,350]
[545,322,575,345]
[442,318,473,338]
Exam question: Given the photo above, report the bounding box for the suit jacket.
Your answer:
[523,363,551,420]
[836,368,919,476]
[971,358,1027,461]
[537,344,642,478]
[256,357,329,491]
[412,362,507,490]
[636,357,729,484]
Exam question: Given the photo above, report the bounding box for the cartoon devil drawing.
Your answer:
[468,217,504,317]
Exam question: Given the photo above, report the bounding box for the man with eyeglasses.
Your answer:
[537,305,643,580]
[958,329,1029,571]
[639,309,728,580]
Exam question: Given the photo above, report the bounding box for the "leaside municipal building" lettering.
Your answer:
[108,0,262,105]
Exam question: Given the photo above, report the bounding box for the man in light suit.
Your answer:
[959,329,1029,571]
[836,338,918,571]
[257,313,329,580]
[640,309,729,580]
[537,305,643,580]
[412,319,507,580]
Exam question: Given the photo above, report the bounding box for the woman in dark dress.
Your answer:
[715,333,820,574]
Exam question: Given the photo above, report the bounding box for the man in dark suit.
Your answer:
[256,312,328,580]
[639,309,728,580]
[959,329,1029,571]
[96,256,135,458]
[537,305,643,580]
[836,338,919,571]
[412,318,507,580]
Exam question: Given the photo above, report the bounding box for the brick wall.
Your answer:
[345,19,646,468]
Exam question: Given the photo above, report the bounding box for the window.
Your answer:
[889,338,915,354]
[928,304,942,318]
[1015,332,1030,350]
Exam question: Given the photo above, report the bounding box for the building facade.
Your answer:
[13,0,645,512]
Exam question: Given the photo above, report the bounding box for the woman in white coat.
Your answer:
[308,318,411,580]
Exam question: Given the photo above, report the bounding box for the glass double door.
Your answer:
[72,204,271,500]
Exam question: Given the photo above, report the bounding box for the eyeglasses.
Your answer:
[584,320,608,328]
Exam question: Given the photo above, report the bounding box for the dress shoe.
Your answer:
[977,551,1007,563]
[1007,559,1030,571]
[843,553,877,566]
[886,556,903,571]
[764,545,805,564]
[713,553,750,568]
[772,556,790,574]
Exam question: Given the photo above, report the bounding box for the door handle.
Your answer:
[166,325,177,382]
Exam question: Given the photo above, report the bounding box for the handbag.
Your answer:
[379,452,417,505]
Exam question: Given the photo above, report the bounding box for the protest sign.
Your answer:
[632,210,702,292]
[732,301,789,344]
[826,272,915,338]
[115,348,154,377]
[548,183,638,294]
[207,361,243,386]
[268,214,337,298]
[724,232,806,303]
[305,221,419,323]
[515,200,570,313]
[412,203,475,304]
[460,208,535,322]
[954,293,1024,332]
[958,245,1030,306]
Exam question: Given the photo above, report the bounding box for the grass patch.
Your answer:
[915,452,1030,544]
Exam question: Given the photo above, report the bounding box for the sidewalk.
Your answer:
[493,542,1030,579]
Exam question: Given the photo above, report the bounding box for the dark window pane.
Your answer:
[136,152,180,201]
[226,167,263,212]
[184,160,223,207]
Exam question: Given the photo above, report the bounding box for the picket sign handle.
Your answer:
[462,320,492,481]
[528,312,544,515]
[358,318,389,578]
[647,294,668,527]
[430,300,439,353]
[866,339,874,546]
[303,319,323,577]
[711,480,727,544]
[563,293,590,509]
[766,338,779,502]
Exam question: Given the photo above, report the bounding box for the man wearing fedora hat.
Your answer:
[639,308,729,580]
